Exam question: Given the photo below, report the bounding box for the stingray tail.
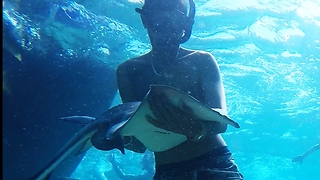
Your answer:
[29,170,52,180]
[60,116,96,125]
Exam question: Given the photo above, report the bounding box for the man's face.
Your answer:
[143,10,188,47]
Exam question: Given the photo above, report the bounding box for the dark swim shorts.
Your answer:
[153,146,243,180]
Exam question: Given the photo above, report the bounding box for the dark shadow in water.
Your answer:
[3,49,117,179]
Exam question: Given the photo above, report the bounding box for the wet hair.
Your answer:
[141,0,188,14]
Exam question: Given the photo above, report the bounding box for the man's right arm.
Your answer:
[116,62,147,153]
[116,62,138,103]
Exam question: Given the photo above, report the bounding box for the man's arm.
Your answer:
[116,62,147,153]
[116,62,138,103]
[200,52,228,133]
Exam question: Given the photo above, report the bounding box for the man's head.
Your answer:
[139,0,188,14]
[136,0,195,47]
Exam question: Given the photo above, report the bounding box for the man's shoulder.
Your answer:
[117,54,149,71]
[183,48,214,59]
[196,50,215,59]
[182,49,216,65]
[121,55,147,65]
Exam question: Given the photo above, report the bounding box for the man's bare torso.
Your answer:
[117,48,227,165]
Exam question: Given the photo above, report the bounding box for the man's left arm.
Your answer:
[200,52,228,134]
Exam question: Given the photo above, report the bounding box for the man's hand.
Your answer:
[145,91,203,138]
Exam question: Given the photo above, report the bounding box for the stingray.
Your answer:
[30,85,240,180]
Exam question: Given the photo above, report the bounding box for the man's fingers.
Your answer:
[148,94,157,110]
[148,95,163,118]
[150,94,173,122]
[157,93,186,116]
[181,102,193,114]
[146,115,165,129]
[153,101,166,120]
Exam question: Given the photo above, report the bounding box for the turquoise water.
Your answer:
[3,0,320,179]
[74,1,320,179]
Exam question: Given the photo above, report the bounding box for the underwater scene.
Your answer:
[2,0,320,179]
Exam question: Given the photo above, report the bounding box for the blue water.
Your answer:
[3,0,320,179]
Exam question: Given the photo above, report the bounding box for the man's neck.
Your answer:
[151,46,181,61]
[150,46,181,76]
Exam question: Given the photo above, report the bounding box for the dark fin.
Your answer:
[106,120,129,139]
[91,132,125,154]
[59,116,95,125]
[44,172,52,180]
[29,171,52,180]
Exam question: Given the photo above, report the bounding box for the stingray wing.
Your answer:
[117,85,240,152]
[149,85,240,128]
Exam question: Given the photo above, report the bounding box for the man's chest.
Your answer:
[131,67,201,100]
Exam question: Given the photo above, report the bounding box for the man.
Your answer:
[116,0,243,179]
